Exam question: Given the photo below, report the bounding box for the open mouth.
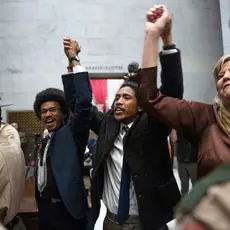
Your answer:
[115,107,125,114]
[46,119,55,126]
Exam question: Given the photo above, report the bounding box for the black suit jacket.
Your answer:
[91,51,183,230]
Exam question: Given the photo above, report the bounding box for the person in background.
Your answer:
[33,39,92,230]
[169,129,198,195]
[175,130,198,196]
[0,105,26,230]
[11,123,27,146]
[11,122,28,165]
[169,130,177,168]
[84,136,97,176]
[167,135,173,167]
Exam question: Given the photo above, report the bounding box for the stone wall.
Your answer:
[219,0,230,54]
[0,0,224,120]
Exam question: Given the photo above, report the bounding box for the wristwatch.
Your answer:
[163,43,176,50]
[69,55,80,62]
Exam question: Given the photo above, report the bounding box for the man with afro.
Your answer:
[33,38,92,230]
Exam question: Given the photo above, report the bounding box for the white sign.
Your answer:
[85,65,125,72]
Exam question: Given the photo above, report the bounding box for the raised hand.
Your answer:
[63,37,81,59]
[161,12,173,46]
[161,12,172,38]
[146,5,169,37]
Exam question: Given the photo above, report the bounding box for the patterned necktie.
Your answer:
[116,126,130,224]
[37,135,51,192]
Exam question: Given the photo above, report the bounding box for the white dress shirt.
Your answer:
[102,122,139,215]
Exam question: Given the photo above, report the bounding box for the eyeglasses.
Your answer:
[40,107,61,115]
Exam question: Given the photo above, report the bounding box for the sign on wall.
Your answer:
[85,65,125,72]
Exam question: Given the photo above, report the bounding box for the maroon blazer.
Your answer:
[137,67,230,179]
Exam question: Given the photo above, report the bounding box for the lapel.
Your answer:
[106,113,146,152]
[94,115,120,172]
[103,115,120,157]
[95,112,148,172]
[123,112,147,143]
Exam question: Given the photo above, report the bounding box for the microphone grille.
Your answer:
[127,61,139,73]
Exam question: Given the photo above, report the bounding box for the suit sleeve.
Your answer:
[62,71,92,151]
[144,50,184,137]
[159,49,184,99]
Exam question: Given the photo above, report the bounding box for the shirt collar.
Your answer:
[120,122,133,131]
[48,132,54,139]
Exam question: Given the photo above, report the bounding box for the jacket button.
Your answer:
[133,174,137,178]
[138,194,142,198]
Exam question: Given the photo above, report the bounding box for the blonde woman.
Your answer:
[137,5,230,179]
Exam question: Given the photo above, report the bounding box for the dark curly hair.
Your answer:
[33,88,69,120]
[119,81,138,98]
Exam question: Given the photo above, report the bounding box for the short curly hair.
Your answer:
[33,88,69,120]
[119,81,138,98]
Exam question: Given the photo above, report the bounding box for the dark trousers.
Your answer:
[103,211,169,230]
[103,211,143,230]
[178,162,197,195]
[38,199,87,230]
[86,208,94,230]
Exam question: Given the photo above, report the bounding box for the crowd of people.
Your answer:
[0,4,230,230]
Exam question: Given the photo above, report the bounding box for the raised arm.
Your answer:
[62,38,92,148]
[63,38,107,136]
[149,11,184,138]
[137,5,212,140]
[159,13,183,99]
[159,49,183,99]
